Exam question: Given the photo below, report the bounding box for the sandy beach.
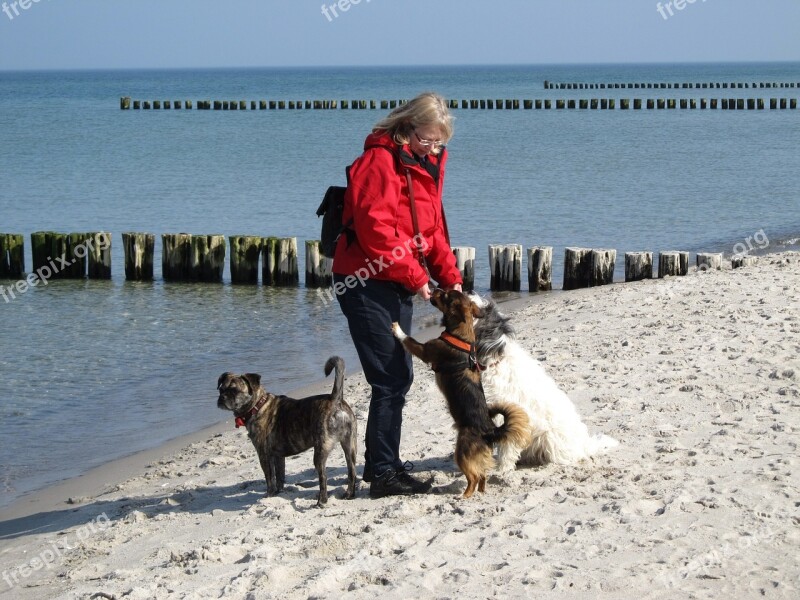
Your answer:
[1,251,798,600]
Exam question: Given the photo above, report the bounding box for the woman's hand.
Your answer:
[416,284,432,300]
[445,283,462,293]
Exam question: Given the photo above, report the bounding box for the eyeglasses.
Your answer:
[414,131,445,149]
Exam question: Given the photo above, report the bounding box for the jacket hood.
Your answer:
[364,131,396,151]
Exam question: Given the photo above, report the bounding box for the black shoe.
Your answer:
[369,468,431,498]
[394,470,433,494]
[392,461,432,493]
[363,459,409,484]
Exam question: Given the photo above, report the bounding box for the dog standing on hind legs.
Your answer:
[392,289,530,498]
[217,356,357,507]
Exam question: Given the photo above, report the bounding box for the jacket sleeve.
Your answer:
[348,149,430,292]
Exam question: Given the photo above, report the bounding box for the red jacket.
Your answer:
[333,132,462,292]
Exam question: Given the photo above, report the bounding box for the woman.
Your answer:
[333,92,463,498]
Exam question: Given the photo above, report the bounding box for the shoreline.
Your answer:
[1,252,798,599]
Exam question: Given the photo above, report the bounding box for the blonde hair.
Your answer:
[373,92,454,154]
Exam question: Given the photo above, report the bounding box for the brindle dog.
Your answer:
[217,356,357,506]
[392,289,530,498]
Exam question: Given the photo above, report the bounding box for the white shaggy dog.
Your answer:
[469,293,618,472]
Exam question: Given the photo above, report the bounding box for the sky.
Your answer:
[0,0,799,71]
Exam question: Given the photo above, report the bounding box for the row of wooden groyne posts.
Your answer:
[120,96,800,111]
[0,232,754,292]
[544,80,799,90]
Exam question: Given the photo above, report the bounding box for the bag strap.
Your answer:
[404,167,432,283]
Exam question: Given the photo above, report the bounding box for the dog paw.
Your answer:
[391,322,407,340]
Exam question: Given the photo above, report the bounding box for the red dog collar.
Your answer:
[234,395,268,428]
[439,332,486,372]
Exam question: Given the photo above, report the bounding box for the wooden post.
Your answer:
[30,232,69,280]
[452,246,476,291]
[0,234,24,278]
[589,249,616,286]
[162,233,192,281]
[66,233,89,278]
[732,256,757,268]
[190,234,225,282]
[31,231,51,274]
[624,252,653,282]
[658,251,689,278]
[263,237,299,286]
[86,232,112,279]
[305,240,332,288]
[563,247,592,290]
[122,232,155,281]
[230,235,262,284]
[120,96,131,110]
[696,252,723,271]
[488,244,522,292]
[53,233,69,279]
[527,246,552,292]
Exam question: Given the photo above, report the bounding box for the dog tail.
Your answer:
[486,402,531,450]
[324,356,345,403]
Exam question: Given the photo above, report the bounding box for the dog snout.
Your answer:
[430,288,447,310]
[217,387,236,410]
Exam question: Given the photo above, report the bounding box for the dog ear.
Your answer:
[471,302,485,319]
[217,372,233,390]
[242,373,262,392]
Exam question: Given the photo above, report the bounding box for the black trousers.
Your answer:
[335,275,414,477]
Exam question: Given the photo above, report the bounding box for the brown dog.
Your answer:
[392,289,530,498]
[217,356,357,506]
